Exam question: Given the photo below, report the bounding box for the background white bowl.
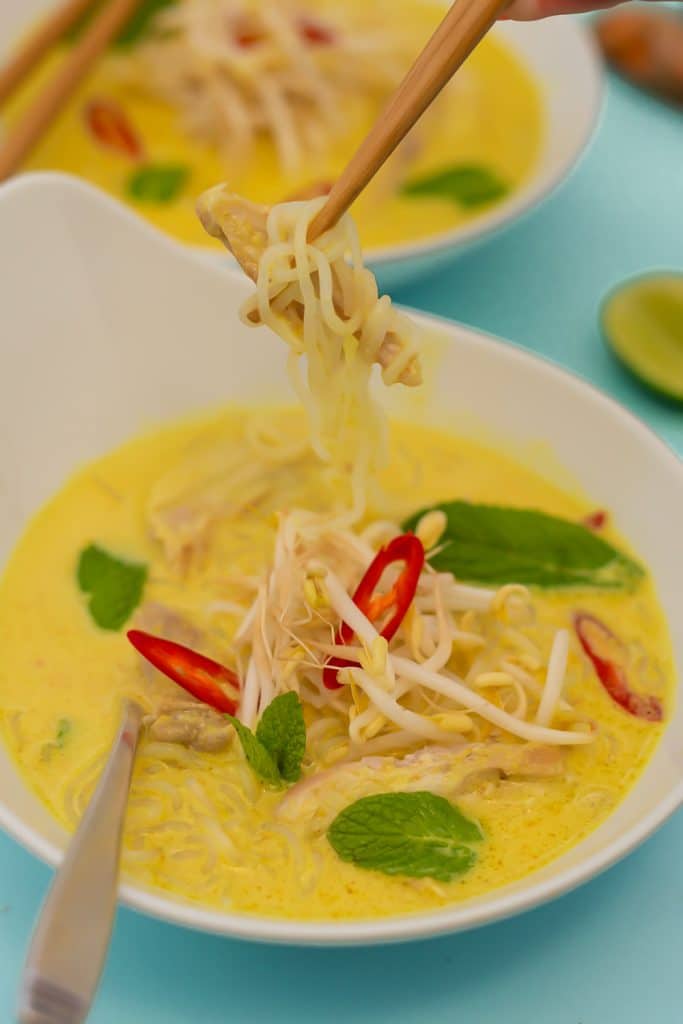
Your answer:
[0,2,603,289]
[0,174,680,946]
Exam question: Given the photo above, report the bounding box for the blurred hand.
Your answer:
[503,0,649,19]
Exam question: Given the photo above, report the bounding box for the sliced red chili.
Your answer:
[230,12,266,48]
[84,99,143,159]
[234,28,264,47]
[323,534,424,690]
[574,613,663,722]
[127,630,240,715]
[297,17,336,46]
[583,509,608,531]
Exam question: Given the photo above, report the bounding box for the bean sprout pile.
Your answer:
[228,509,592,755]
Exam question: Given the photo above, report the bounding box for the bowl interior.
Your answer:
[0,1,603,283]
[0,175,680,944]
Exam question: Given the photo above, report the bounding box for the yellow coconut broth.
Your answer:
[0,408,673,920]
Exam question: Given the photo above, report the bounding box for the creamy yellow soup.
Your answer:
[5,2,543,251]
[0,409,672,920]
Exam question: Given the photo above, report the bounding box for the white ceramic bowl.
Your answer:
[0,174,680,946]
[0,2,603,289]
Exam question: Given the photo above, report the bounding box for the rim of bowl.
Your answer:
[0,180,679,941]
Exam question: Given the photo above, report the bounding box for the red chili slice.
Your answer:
[583,509,608,531]
[127,630,240,715]
[323,534,425,690]
[297,17,336,46]
[234,28,264,47]
[84,99,142,159]
[574,613,663,722]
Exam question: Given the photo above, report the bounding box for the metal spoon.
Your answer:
[17,699,143,1024]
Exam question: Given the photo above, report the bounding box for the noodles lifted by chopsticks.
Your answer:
[197,188,422,519]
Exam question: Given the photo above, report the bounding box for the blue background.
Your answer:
[1,35,682,1024]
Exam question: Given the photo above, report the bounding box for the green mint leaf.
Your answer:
[402,501,644,590]
[77,544,147,630]
[227,694,306,787]
[227,717,283,787]
[127,164,189,204]
[65,0,177,48]
[41,717,72,760]
[328,792,483,883]
[256,693,306,783]
[55,718,72,748]
[402,165,507,207]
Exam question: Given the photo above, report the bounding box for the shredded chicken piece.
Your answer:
[277,742,565,821]
[146,433,311,571]
[198,191,268,282]
[124,0,416,174]
[196,186,421,387]
[147,702,234,753]
[132,602,201,649]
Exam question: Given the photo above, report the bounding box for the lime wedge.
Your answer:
[601,273,683,402]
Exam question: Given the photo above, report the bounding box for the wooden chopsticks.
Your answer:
[308,0,510,241]
[0,0,140,183]
[0,0,98,106]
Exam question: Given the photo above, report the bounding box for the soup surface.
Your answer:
[5,0,543,251]
[0,408,672,920]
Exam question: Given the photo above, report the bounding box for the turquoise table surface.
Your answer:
[1,41,682,1024]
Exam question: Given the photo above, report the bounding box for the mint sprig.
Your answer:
[229,718,282,786]
[41,717,72,761]
[402,165,508,207]
[55,718,72,747]
[402,501,644,590]
[255,692,306,782]
[328,791,483,882]
[228,693,306,788]
[77,544,147,630]
[127,164,189,204]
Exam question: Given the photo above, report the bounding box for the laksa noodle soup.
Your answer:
[0,191,673,922]
[5,0,543,251]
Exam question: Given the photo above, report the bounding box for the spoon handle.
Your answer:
[17,700,143,1024]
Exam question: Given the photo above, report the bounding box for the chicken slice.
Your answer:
[196,184,421,386]
[145,433,311,573]
[147,701,234,753]
[198,188,268,283]
[277,742,565,824]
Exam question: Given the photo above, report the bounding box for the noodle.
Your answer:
[197,190,422,516]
